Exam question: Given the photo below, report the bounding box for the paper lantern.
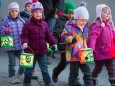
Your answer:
[79,48,94,64]
[20,53,34,68]
[1,35,13,48]
[46,43,58,52]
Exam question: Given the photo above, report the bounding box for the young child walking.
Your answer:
[61,5,93,86]
[0,2,25,84]
[21,2,56,86]
[87,4,115,86]
[52,1,82,85]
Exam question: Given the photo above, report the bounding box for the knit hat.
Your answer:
[8,2,19,11]
[96,4,112,27]
[74,6,89,20]
[31,2,43,13]
[25,1,32,8]
[64,1,76,14]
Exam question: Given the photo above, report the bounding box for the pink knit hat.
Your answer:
[96,4,113,27]
[8,2,19,11]
[25,1,33,8]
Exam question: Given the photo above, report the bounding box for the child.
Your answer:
[61,6,93,86]
[20,2,56,86]
[87,4,115,86]
[0,2,25,84]
[52,0,79,83]
[20,1,32,22]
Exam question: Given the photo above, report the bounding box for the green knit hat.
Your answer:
[64,1,76,14]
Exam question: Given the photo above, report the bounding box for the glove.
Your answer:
[5,28,11,34]
[23,43,28,49]
[57,11,64,17]
[50,45,56,52]
[71,37,77,44]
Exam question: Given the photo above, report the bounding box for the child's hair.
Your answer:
[94,17,101,22]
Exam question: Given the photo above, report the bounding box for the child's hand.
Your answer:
[50,45,56,52]
[72,37,77,44]
[5,28,11,34]
[23,43,28,49]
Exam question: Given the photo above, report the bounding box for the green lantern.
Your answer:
[1,35,13,48]
[79,48,94,64]
[47,43,52,52]
[20,53,34,68]
[47,43,58,52]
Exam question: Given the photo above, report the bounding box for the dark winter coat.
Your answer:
[53,16,69,51]
[39,0,63,19]
[20,11,30,23]
[21,17,56,56]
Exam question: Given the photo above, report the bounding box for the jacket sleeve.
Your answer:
[61,26,74,44]
[0,18,8,36]
[45,23,57,46]
[20,24,29,45]
[87,24,101,51]
[53,17,65,37]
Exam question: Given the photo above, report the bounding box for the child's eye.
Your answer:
[104,11,107,13]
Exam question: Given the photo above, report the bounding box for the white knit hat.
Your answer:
[31,2,43,13]
[74,6,89,20]
[96,4,113,27]
[8,2,19,11]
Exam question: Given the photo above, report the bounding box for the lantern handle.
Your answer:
[27,46,34,54]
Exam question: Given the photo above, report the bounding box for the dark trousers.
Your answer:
[69,61,93,86]
[92,59,115,80]
[53,52,68,76]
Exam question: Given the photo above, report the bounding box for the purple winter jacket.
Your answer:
[88,20,115,61]
[20,17,56,56]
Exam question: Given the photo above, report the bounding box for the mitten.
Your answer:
[5,28,11,34]
[71,37,77,44]
[23,43,28,49]
[57,11,64,17]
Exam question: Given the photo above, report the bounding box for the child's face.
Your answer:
[76,19,87,27]
[101,7,110,21]
[33,10,42,19]
[9,9,19,18]
[25,4,32,14]
[65,13,74,20]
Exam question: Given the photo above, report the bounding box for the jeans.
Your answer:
[69,61,93,86]
[7,50,24,78]
[24,54,51,86]
[45,17,55,32]
[92,59,115,80]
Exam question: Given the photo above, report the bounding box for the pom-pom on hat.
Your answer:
[64,1,76,14]
[79,1,87,7]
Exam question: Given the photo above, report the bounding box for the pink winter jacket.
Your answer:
[87,20,114,61]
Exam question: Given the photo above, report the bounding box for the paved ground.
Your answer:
[0,50,112,86]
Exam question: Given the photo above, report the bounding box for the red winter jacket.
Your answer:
[21,17,56,56]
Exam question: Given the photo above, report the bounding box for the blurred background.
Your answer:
[0,0,115,24]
